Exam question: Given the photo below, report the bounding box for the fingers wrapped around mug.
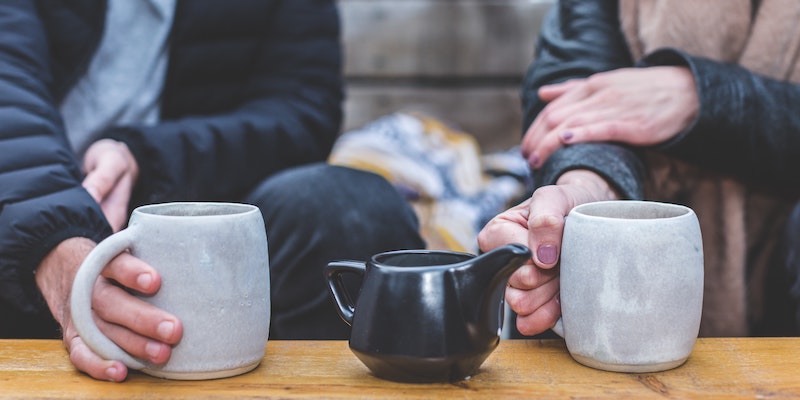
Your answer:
[505,265,560,336]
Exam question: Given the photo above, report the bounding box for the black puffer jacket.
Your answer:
[0,0,342,337]
[525,0,800,200]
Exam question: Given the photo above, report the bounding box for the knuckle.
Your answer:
[476,231,492,252]
[90,174,114,190]
[529,213,563,231]
[586,74,606,89]
[539,110,560,130]
[505,290,523,311]
[531,184,566,200]
[562,113,587,128]
[598,87,621,103]
[477,223,504,252]
[513,266,540,288]
[607,121,623,137]
[68,349,83,368]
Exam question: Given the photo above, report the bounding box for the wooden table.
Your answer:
[1,338,798,399]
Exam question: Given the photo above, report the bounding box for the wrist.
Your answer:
[35,238,96,327]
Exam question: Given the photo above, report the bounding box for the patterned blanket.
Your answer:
[328,112,531,253]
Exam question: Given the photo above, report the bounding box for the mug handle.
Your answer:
[324,261,366,326]
[69,225,147,369]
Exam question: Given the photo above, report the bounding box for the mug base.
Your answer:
[570,354,688,373]
[141,360,261,380]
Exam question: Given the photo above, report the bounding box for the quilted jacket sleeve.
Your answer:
[103,0,344,207]
[521,0,646,200]
[0,1,112,321]
[527,0,800,199]
[642,49,800,198]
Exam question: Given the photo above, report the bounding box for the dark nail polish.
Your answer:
[528,153,540,167]
[561,131,574,141]
[537,244,558,264]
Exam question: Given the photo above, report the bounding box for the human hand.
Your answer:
[522,66,699,168]
[477,170,619,335]
[82,139,139,232]
[35,238,183,382]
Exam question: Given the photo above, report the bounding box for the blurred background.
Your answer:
[338,0,554,153]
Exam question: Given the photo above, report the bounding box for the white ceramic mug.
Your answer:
[554,200,704,373]
[70,202,271,380]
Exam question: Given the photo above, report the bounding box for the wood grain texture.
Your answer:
[340,0,551,77]
[1,338,799,399]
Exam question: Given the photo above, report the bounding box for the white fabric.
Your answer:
[60,0,176,158]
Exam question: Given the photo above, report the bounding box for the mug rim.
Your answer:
[133,202,259,218]
[569,200,694,221]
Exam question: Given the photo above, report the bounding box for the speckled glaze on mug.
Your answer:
[70,202,270,380]
[555,200,704,373]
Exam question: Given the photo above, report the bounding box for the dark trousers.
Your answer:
[765,201,800,336]
[3,163,424,340]
[244,163,425,339]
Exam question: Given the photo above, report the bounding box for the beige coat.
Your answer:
[619,0,800,336]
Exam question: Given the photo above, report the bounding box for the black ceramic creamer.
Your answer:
[325,244,531,383]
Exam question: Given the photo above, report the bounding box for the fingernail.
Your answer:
[555,293,561,305]
[157,321,174,341]
[105,367,118,380]
[145,341,162,359]
[136,273,153,290]
[537,244,558,264]
[528,152,540,167]
[561,131,574,142]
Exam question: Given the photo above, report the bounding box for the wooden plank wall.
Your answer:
[339,0,555,153]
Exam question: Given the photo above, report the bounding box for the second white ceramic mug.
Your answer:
[554,200,704,373]
[70,202,271,380]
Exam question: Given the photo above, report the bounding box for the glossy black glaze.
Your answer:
[325,244,531,383]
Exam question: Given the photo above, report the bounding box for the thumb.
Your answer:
[82,168,118,204]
